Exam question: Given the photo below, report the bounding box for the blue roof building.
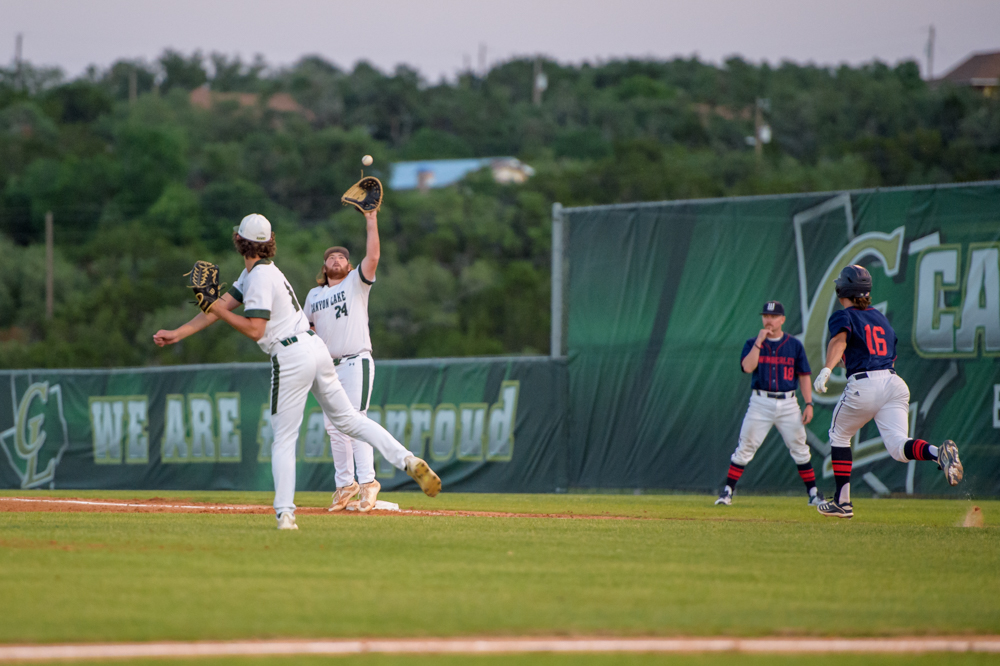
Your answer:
[389,157,535,191]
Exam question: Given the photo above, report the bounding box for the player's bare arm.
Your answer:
[823,331,848,370]
[153,293,240,347]
[799,378,813,424]
[741,328,769,373]
[361,209,380,280]
[211,306,268,341]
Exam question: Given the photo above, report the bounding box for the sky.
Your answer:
[2,0,998,82]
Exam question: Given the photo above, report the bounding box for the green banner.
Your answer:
[0,357,568,493]
[564,182,1000,496]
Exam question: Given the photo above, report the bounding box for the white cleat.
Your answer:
[329,480,360,512]
[358,479,381,513]
[714,488,732,506]
[277,512,298,530]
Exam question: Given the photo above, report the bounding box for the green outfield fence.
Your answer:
[2,181,999,495]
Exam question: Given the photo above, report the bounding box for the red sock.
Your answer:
[726,463,745,490]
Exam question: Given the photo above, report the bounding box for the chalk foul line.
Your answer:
[1,637,999,661]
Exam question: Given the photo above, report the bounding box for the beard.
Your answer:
[327,264,350,280]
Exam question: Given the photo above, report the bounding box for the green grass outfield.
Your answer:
[1,490,998,662]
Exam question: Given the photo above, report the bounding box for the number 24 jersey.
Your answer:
[304,267,374,359]
[827,306,897,377]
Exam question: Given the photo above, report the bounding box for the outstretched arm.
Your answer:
[823,332,848,370]
[153,293,239,346]
[360,209,380,281]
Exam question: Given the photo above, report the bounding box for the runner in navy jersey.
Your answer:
[812,265,964,519]
[715,301,823,507]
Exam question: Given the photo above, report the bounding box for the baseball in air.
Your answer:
[362,155,374,166]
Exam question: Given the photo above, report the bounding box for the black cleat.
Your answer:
[938,440,963,486]
[817,500,853,519]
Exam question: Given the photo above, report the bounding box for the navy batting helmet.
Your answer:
[834,264,872,298]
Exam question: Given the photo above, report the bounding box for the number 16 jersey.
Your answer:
[304,266,374,359]
[827,307,897,377]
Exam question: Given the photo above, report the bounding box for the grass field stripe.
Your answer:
[1,637,999,660]
[4,498,260,511]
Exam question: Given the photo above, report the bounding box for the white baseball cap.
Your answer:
[236,214,272,242]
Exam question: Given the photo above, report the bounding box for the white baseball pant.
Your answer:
[731,392,811,466]
[828,369,910,461]
[269,335,411,518]
[324,351,376,487]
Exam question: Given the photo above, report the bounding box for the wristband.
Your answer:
[804,402,813,407]
[754,344,762,350]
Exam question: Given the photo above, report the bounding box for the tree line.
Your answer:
[0,51,997,367]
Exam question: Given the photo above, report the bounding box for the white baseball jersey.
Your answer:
[304,266,374,358]
[229,260,311,355]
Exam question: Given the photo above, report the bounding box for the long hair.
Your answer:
[316,259,354,285]
[851,295,872,309]
[233,232,276,259]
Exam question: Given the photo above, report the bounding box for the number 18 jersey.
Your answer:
[304,267,374,359]
[827,307,897,377]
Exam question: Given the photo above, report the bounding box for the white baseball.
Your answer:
[362,155,373,166]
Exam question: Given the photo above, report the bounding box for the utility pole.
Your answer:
[925,25,935,81]
[129,66,138,103]
[533,58,548,106]
[478,43,487,77]
[14,33,23,90]
[45,211,54,320]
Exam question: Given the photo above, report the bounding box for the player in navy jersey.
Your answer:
[812,265,963,519]
[715,301,824,506]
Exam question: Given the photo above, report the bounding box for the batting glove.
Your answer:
[813,367,831,394]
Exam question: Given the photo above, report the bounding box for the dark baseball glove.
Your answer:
[341,176,383,213]
[185,260,224,314]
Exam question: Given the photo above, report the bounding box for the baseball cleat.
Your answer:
[405,455,441,497]
[328,480,360,512]
[938,440,963,486]
[714,488,732,506]
[808,491,825,507]
[358,479,381,513]
[816,500,853,519]
[277,512,298,530]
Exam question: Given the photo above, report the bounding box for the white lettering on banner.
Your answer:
[408,405,433,458]
[90,397,149,465]
[431,405,457,461]
[914,244,1000,358]
[457,404,488,461]
[90,399,124,464]
[994,385,1000,429]
[216,394,240,461]
[914,247,959,354]
[162,393,243,463]
[125,400,149,464]
[161,395,188,462]
[956,247,1000,354]
[188,395,215,461]
[487,381,520,461]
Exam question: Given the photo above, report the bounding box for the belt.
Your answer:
[278,330,315,347]
[754,389,795,399]
[850,369,895,380]
[333,352,361,366]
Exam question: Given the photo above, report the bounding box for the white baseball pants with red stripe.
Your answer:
[828,369,910,461]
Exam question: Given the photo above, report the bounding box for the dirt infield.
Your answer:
[1,637,999,661]
[0,496,650,520]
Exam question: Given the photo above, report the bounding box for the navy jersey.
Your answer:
[827,307,897,377]
[741,333,811,392]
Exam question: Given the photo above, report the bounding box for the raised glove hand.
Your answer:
[813,367,831,394]
[341,176,383,213]
[185,260,223,314]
